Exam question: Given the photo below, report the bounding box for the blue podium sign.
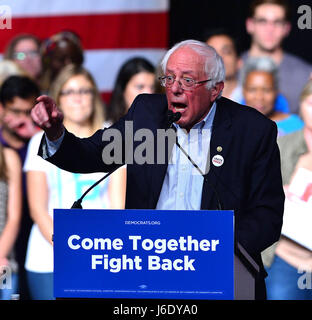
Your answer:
[54,209,234,299]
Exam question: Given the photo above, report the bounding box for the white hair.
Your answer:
[160,39,225,94]
[240,57,279,89]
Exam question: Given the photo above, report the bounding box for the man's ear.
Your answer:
[246,17,255,35]
[283,21,291,38]
[212,82,225,101]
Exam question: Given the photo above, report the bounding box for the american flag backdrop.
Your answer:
[0,0,169,103]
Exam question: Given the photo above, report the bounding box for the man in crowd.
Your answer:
[242,0,312,113]
[31,40,285,299]
[0,75,39,161]
[204,28,243,102]
[0,75,40,299]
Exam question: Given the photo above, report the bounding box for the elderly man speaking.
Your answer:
[31,40,284,300]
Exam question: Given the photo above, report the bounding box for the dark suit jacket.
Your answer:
[40,94,285,299]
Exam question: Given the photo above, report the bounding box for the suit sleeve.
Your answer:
[236,121,285,256]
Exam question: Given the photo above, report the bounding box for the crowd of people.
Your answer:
[0,30,157,300]
[0,0,311,300]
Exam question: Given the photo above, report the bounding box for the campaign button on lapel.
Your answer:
[212,155,224,167]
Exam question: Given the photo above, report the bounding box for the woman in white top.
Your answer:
[24,64,126,300]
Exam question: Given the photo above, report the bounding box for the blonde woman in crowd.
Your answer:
[23,64,126,299]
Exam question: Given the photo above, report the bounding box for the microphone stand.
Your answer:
[71,167,120,209]
[71,110,223,210]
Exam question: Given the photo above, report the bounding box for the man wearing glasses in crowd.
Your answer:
[31,39,285,300]
[242,0,312,114]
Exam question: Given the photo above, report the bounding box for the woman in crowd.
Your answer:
[4,34,42,83]
[40,31,84,93]
[265,80,312,300]
[23,64,126,299]
[0,143,22,300]
[242,57,303,136]
[107,57,156,124]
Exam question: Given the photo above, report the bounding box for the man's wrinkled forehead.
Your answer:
[166,47,205,76]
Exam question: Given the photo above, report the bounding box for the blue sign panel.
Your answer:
[54,209,234,299]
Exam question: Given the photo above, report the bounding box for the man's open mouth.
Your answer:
[172,102,187,112]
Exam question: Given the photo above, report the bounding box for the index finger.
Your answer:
[35,95,57,115]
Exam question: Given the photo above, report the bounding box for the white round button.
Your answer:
[212,155,224,167]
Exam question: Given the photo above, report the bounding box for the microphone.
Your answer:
[166,110,181,128]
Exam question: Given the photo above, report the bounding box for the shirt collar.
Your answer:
[173,101,217,132]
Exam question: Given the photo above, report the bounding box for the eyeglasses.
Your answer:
[159,75,212,90]
[60,88,94,97]
[13,50,40,60]
[252,17,286,28]
[7,108,32,116]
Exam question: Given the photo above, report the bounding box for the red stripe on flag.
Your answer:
[101,91,112,106]
[0,12,168,52]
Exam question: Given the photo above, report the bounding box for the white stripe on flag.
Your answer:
[9,0,169,17]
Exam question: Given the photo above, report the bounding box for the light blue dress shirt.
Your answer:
[156,102,217,210]
[44,131,64,158]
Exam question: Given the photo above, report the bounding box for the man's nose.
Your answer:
[252,89,264,100]
[170,79,183,94]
